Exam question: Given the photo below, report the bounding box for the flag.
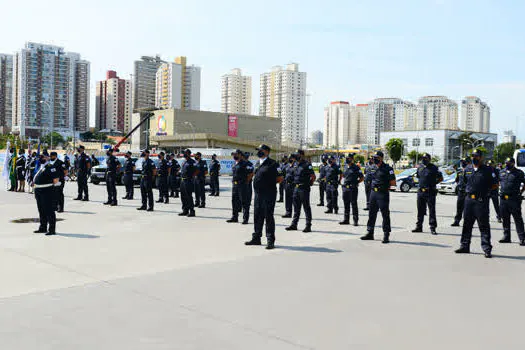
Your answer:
[10,144,17,188]
[2,141,11,185]
[34,139,41,175]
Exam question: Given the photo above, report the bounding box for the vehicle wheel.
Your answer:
[400,182,411,192]
[91,179,100,185]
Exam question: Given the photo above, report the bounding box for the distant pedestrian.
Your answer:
[498,157,525,246]
[194,152,208,208]
[156,152,170,204]
[122,151,135,200]
[285,149,315,233]
[74,145,91,201]
[317,155,328,206]
[209,154,221,196]
[137,150,156,212]
[33,151,59,236]
[324,155,341,214]
[50,152,68,212]
[339,153,364,226]
[179,149,197,217]
[451,158,470,226]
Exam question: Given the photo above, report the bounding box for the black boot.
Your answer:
[430,228,437,235]
[137,206,146,211]
[187,210,196,217]
[103,201,111,205]
[339,219,350,225]
[411,227,423,233]
[226,218,239,223]
[178,211,189,216]
[455,247,470,254]
[451,221,460,227]
[285,225,298,231]
[245,238,262,246]
[382,234,390,244]
[520,240,525,246]
[266,242,275,250]
[317,203,324,206]
[74,196,82,201]
[281,213,292,218]
[499,237,511,243]
[324,209,333,214]
[360,232,374,240]
[302,225,312,233]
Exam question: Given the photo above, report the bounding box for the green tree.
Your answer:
[517,144,522,149]
[41,132,65,148]
[493,142,516,163]
[431,155,440,164]
[385,138,403,168]
[458,132,474,156]
[354,154,365,165]
[407,150,424,165]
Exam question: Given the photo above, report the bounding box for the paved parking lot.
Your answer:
[0,178,524,349]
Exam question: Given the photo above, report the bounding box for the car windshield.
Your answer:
[517,152,525,167]
[397,168,416,178]
[443,173,456,182]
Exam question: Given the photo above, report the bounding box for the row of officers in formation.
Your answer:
[28,144,524,257]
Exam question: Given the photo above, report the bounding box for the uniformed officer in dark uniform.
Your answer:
[324,155,341,214]
[74,145,91,201]
[194,152,208,208]
[455,149,498,258]
[179,149,197,217]
[412,153,443,235]
[156,152,170,204]
[286,149,316,233]
[91,154,100,167]
[498,157,525,245]
[363,157,376,211]
[451,158,470,226]
[281,154,296,218]
[104,148,120,206]
[209,154,221,196]
[361,151,396,243]
[339,153,364,226]
[137,150,156,211]
[15,149,26,192]
[33,151,59,235]
[227,150,252,224]
[243,152,255,218]
[169,154,181,198]
[50,152,68,212]
[317,155,328,206]
[245,144,282,250]
[487,160,502,223]
[27,152,37,193]
[122,151,135,200]
[278,156,288,202]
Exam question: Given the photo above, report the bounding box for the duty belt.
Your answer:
[373,187,387,192]
[344,184,356,189]
[34,183,53,189]
[295,184,309,188]
[500,194,516,200]
[16,166,23,169]
[467,193,485,201]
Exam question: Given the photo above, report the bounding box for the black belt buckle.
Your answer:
[502,194,510,200]
[421,188,427,193]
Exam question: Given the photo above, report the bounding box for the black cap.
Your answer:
[126,151,132,155]
[422,153,431,159]
[78,145,85,150]
[143,149,150,154]
[256,144,271,152]
[159,151,165,156]
[184,148,191,154]
[212,154,217,157]
[244,152,250,159]
[296,149,305,156]
[42,150,50,157]
[487,160,494,165]
[289,153,296,159]
[373,151,384,158]
[50,151,57,157]
[505,157,515,163]
[347,153,355,158]
[471,148,483,157]
[329,155,336,160]
[196,152,202,156]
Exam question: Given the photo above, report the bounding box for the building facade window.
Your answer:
[412,138,420,147]
[425,138,434,146]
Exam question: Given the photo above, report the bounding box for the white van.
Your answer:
[513,149,525,172]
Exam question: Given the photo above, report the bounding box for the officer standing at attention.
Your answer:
[451,158,470,226]
[455,149,498,258]
[194,152,208,208]
[487,160,502,223]
[317,155,328,206]
[137,150,156,211]
[245,144,282,250]
[16,149,27,192]
[286,149,316,233]
[156,152,170,204]
[412,153,443,235]
[339,153,364,226]
[209,154,221,196]
[179,149,197,217]
[324,155,341,214]
[361,151,396,243]
[278,156,288,202]
[74,145,91,201]
[169,154,181,198]
[50,152,68,213]
[363,156,377,211]
[104,148,120,206]
[498,157,525,245]
[227,150,250,224]
[281,154,296,218]
[91,154,100,167]
[33,151,59,236]
[122,151,135,200]
[243,152,255,218]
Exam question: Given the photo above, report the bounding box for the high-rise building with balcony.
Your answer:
[310,130,323,145]
[133,55,165,111]
[350,104,369,144]
[221,68,252,114]
[460,96,490,133]
[366,98,415,145]
[155,56,200,110]
[260,63,306,146]
[12,42,90,138]
[95,70,132,133]
[0,54,13,134]
[323,101,351,148]
[416,96,458,131]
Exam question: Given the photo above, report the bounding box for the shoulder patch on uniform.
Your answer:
[50,168,56,172]
[308,165,312,169]
[389,170,394,175]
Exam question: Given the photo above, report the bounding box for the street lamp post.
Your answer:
[39,100,53,149]
[184,121,196,148]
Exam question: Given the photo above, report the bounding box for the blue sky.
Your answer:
[2,0,525,140]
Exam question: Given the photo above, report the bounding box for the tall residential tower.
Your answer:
[133,55,165,111]
[155,56,201,110]
[221,68,252,114]
[0,54,13,134]
[95,70,132,133]
[461,96,490,133]
[416,96,459,131]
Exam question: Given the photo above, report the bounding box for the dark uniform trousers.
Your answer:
[253,191,276,242]
[454,191,466,223]
[461,197,492,252]
[326,183,339,212]
[292,186,312,226]
[35,187,56,232]
[181,179,195,212]
[106,173,117,203]
[54,181,65,211]
[140,177,154,209]
[319,180,326,205]
[170,175,180,197]
[500,196,525,241]
[416,189,437,229]
[157,176,169,201]
[278,182,284,201]
[77,170,89,199]
[284,182,294,215]
[210,175,220,195]
[364,181,372,208]
[490,189,501,219]
[194,178,206,206]
[123,174,134,199]
[342,185,359,223]
[366,190,391,235]
[232,183,250,222]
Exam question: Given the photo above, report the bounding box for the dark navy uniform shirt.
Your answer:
[293,160,315,187]
[106,155,119,174]
[343,163,364,187]
[499,167,524,196]
[141,158,155,178]
[325,163,341,185]
[416,163,442,190]
[181,158,196,179]
[253,158,278,193]
[157,158,169,177]
[364,163,377,183]
[15,156,25,169]
[195,159,208,179]
[34,163,58,186]
[285,162,295,184]
[464,164,497,198]
[371,163,395,191]
[319,163,328,181]
[232,161,248,184]
[124,158,135,174]
[78,153,91,172]
[170,159,181,176]
[209,159,220,175]
[456,167,468,192]
[52,159,67,180]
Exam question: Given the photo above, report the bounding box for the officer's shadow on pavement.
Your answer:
[55,233,100,239]
[472,252,525,261]
[277,245,342,253]
[391,240,451,248]
[61,211,96,215]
